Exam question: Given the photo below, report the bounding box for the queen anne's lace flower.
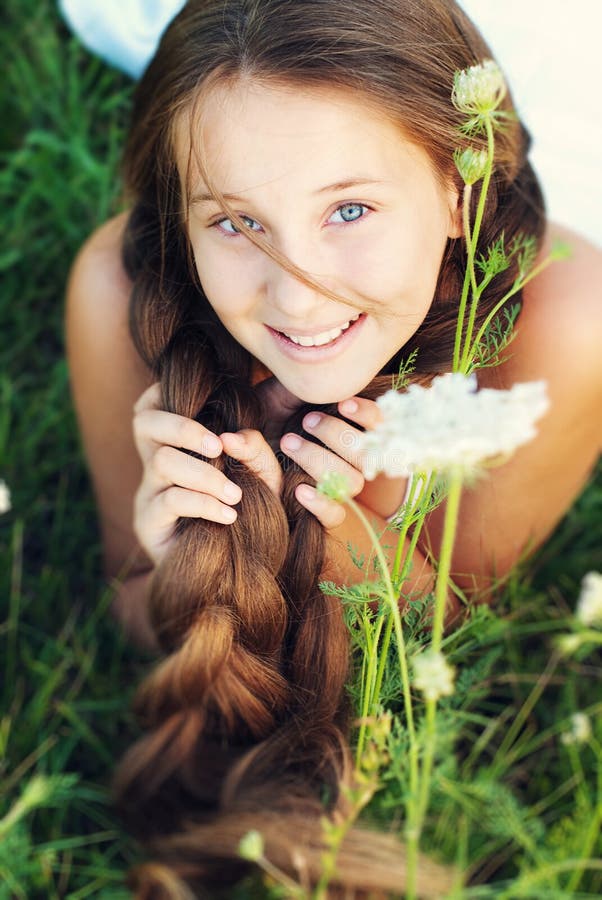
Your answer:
[358,374,549,480]
[452,59,507,116]
[575,571,602,627]
[0,480,11,515]
[412,649,455,702]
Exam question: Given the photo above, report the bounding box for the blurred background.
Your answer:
[462,0,601,248]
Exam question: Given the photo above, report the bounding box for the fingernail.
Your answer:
[221,507,237,523]
[297,484,316,502]
[304,413,321,429]
[223,482,241,502]
[340,399,359,415]
[282,433,302,451]
[201,435,222,455]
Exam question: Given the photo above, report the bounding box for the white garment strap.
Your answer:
[386,472,431,523]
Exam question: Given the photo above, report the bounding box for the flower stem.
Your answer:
[391,474,420,584]
[355,609,379,765]
[460,117,495,373]
[347,499,416,750]
[408,469,464,865]
[452,185,473,372]
[374,473,435,747]
[467,251,564,367]
[346,498,420,896]
[371,613,394,719]
[432,469,463,653]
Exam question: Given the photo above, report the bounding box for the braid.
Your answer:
[114,205,452,897]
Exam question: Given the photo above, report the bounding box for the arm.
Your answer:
[65,213,158,643]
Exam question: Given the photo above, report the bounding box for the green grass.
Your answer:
[0,2,600,897]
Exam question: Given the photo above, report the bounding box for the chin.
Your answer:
[289,377,372,407]
[302,390,345,406]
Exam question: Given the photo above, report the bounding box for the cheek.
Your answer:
[338,225,436,308]
[192,243,260,316]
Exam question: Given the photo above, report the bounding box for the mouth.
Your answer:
[268,313,364,349]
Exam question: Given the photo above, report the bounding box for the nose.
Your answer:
[264,238,329,322]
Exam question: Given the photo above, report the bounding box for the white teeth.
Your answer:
[282,314,360,347]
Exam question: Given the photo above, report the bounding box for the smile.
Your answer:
[266,313,366,362]
[277,314,361,347]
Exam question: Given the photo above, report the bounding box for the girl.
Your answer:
[65,0,602,894]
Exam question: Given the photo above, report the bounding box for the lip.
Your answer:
[266,313,366,362]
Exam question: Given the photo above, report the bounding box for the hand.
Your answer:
[132,383,283,565]
[279,395,409,529]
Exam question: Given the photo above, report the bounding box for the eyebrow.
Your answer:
[189,178,387,205]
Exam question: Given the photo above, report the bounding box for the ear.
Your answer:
[446,184,464,239]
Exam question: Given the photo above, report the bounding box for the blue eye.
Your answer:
[329,203,369,224]
[217,215,262,234]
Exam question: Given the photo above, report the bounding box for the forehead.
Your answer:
[174,78,438,197]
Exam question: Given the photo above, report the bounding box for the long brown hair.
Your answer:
[115,1,545,896]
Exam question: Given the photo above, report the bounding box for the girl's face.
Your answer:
[178,79,460,403]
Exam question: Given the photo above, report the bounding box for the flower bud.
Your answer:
[0,479,11,515]
[238,829,264,862]
[575,571,602,627]
[454,147,488,185]
[317,470,352,503]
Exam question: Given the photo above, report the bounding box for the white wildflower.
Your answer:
[561,712,592,746]
[575,571,602,627]
[0,480,10,515]
[412,649,455,702]
[452,59,507,116]
[454,147,489,185]
[358,373,549,480]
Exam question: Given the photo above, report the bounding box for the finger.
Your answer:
[295,483,347,530]
[146,444,242,504]
[338,396,384,430]
[301,411,366,470]
[220,429,282,496]
[133,408,222,464]
[336,399,410,518]
[153,485,238,526]
[280,433,364,497]
[133,382,163,415]
[135,485,238,562]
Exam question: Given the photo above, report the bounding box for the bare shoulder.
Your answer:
[483,223,602,403]
[66,210,133,327]
[518,223,602,388]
